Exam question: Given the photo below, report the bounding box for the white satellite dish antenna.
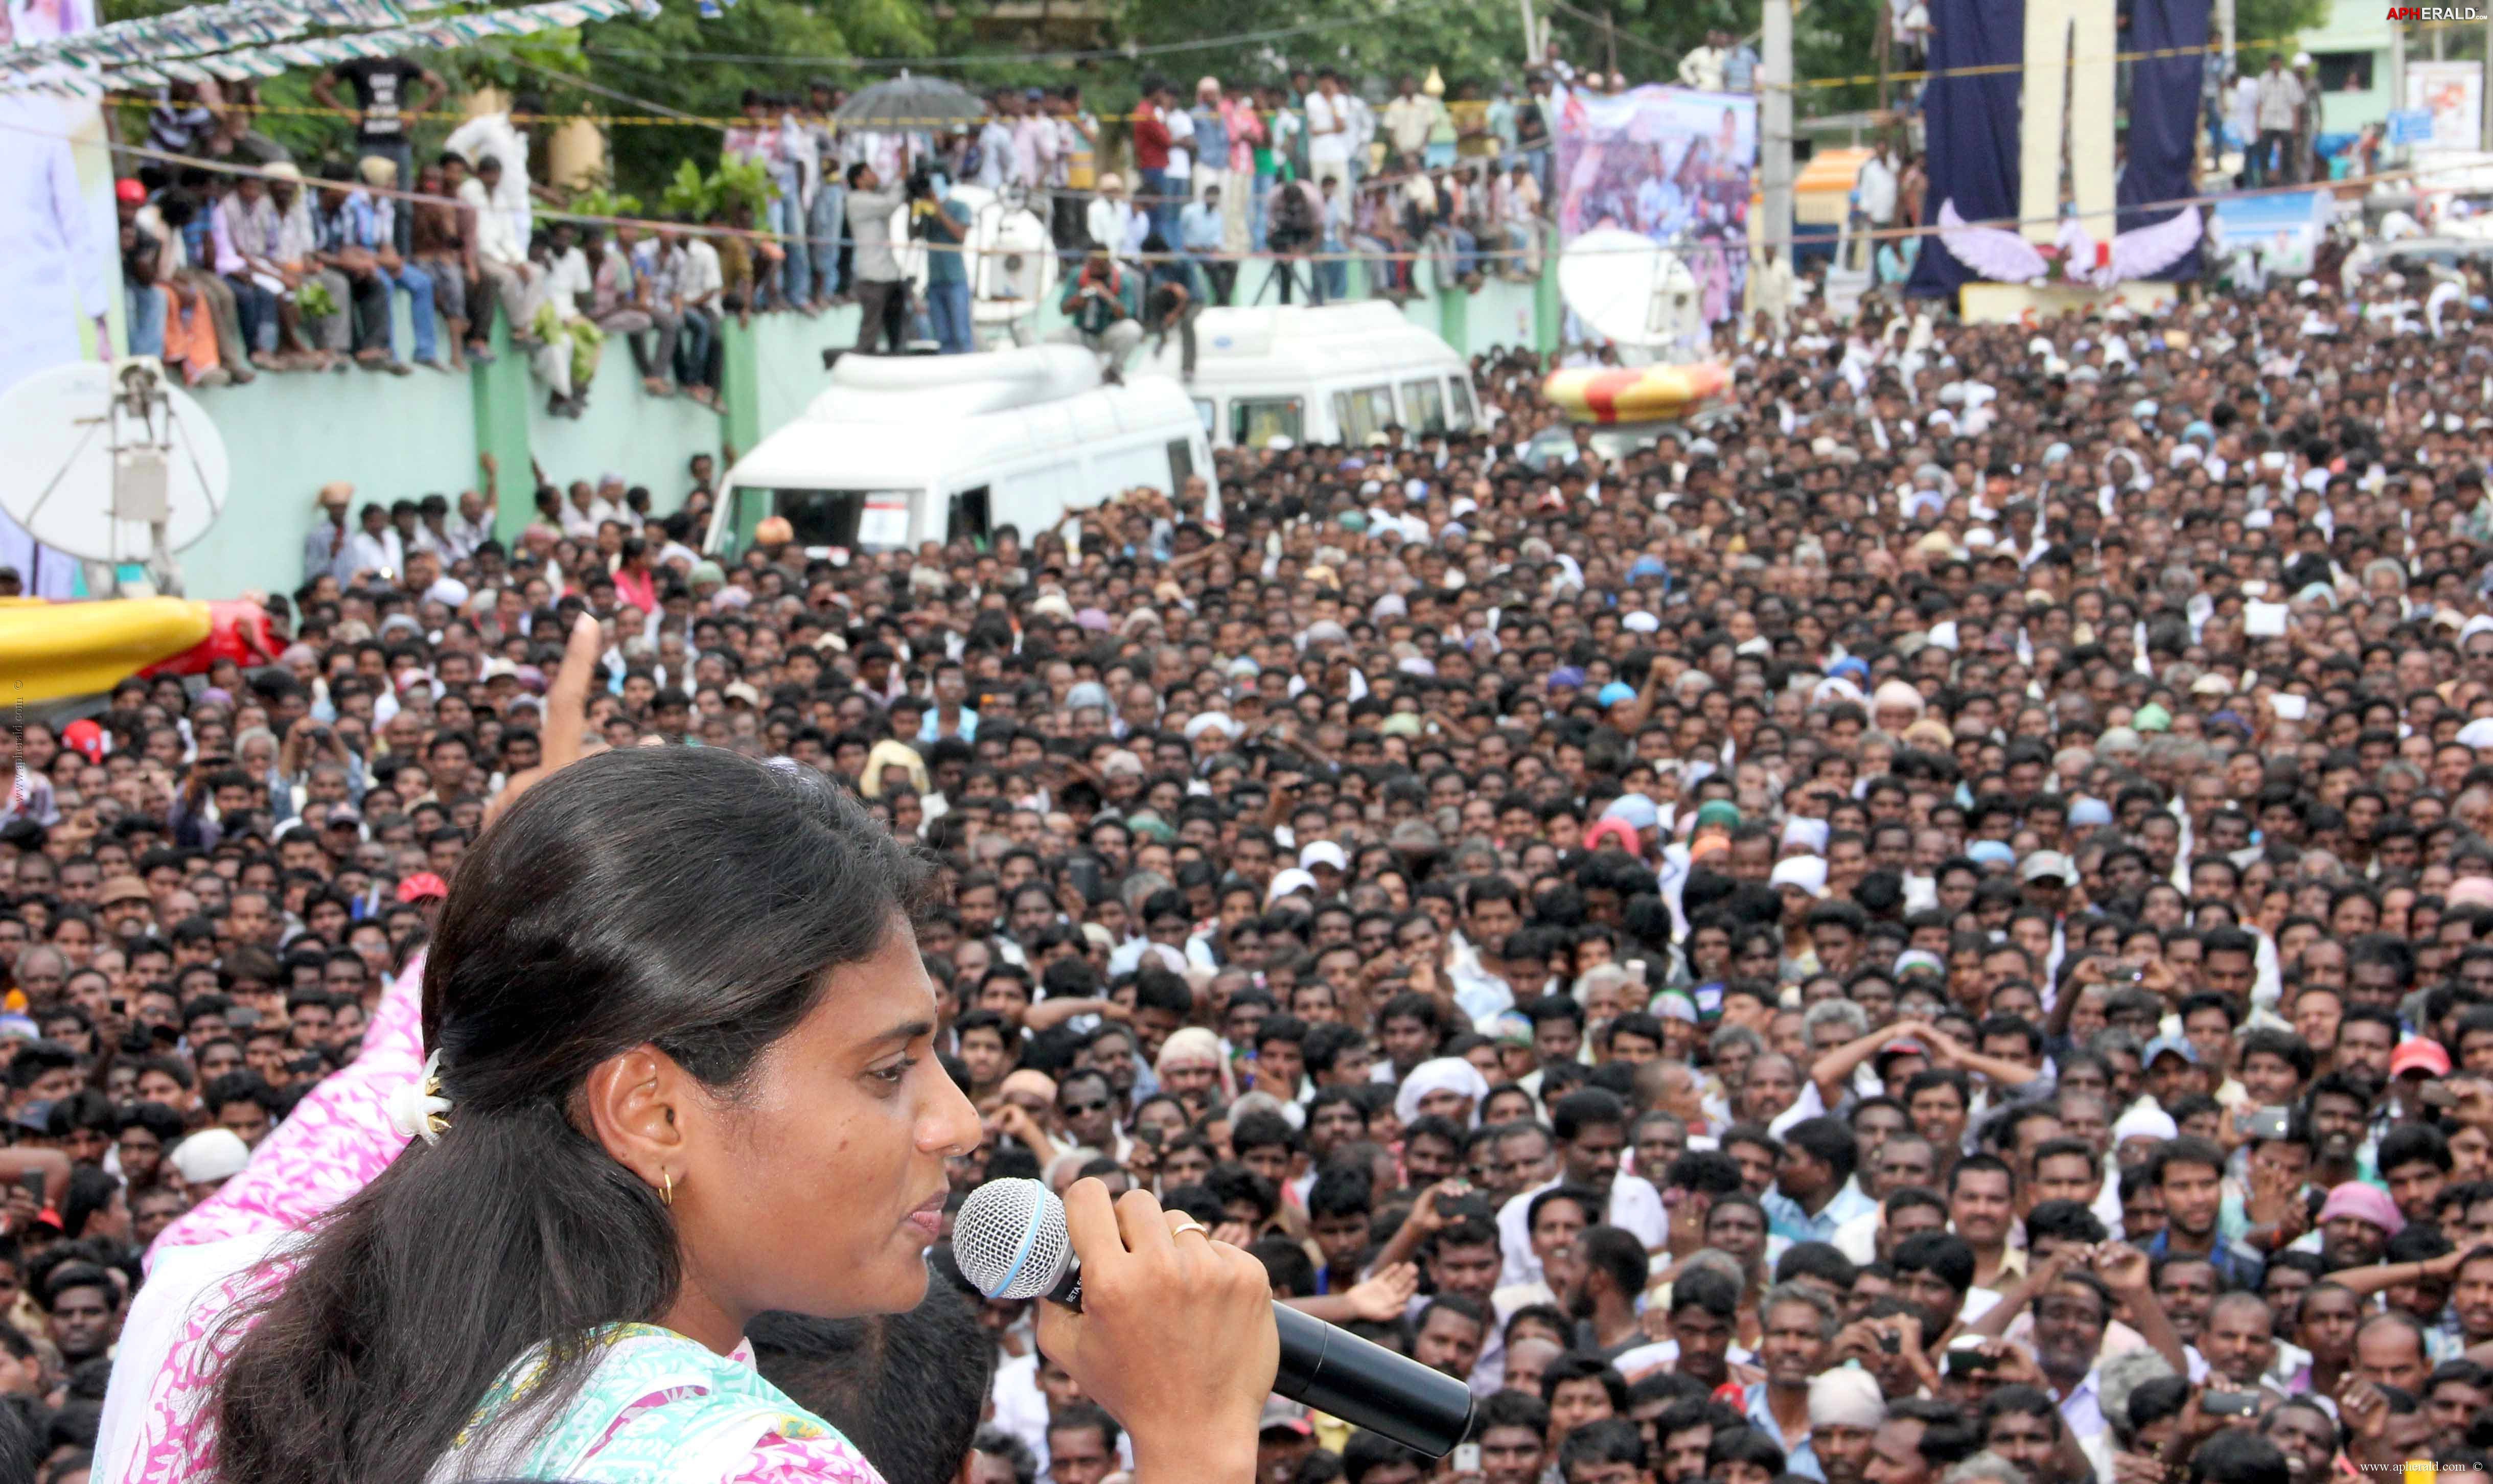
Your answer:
[895,184,1057,350]
[0,358,229,596]
[1558,226,1705,363]
[968,194,1059,330]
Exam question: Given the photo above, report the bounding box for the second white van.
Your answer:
[1135,302,1483,449]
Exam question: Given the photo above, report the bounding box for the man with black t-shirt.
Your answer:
[312,55,445,256]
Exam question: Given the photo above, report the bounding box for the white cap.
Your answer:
[1266,868,1319,903]
[1299,841,1349,872]
[170,1127,252,1184]
[1770,855,1829,898]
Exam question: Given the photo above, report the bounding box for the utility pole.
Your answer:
[1517,0,1537,68]
[1763,0,1794,259]
[1604,7,1618,79]
[2391,14,2407,141]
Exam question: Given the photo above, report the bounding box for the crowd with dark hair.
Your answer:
[19,249,2493,1484]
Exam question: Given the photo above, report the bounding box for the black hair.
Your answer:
[1886,1396,1981,1468]
[1344,1428,1436,1482]
[1890,1231,1977,1297]
[1539,1352,1629,1411]
[1780,1115,1858,1186]
[747,1274,994,1484]
[1708,1423,1788,1476]
[211,750,935,1484]
[2188,1426,2292,1484]
[1773,1241,1858,1290]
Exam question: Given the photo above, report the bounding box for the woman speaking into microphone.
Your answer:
[203,746,1278,1484]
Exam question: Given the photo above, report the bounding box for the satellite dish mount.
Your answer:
[2,356,229,599]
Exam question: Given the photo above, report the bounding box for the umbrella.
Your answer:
[835,72,988,129]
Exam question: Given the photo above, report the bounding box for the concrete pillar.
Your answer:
[473,314,534,547]
[1534,226,1562,353]
[1438,274,1470,356]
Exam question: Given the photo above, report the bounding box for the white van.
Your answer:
[1135,302,1482,450]
[702,345,1215,559]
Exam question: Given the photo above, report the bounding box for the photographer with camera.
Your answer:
[909,168,975,354]
[844,161,908,354]
[1262,172,1325,305]
[1051,246,1141,373]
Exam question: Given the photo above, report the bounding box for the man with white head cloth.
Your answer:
[1395,1055,1491,1130]
[1810,1366,1887,1484]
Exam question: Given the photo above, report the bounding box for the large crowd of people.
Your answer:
[117,47,1709,392]
[16,191,2493,1484]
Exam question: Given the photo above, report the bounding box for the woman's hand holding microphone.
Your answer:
[1035,1180,1280,1484]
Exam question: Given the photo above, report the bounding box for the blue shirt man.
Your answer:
[1179,197,1225,253]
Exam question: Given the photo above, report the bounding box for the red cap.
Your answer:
[115,178,145,204]
[60,718,106,763]
[396,872,449,903]
[2391,1039,2452,1078]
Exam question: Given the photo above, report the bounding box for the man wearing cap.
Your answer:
[99,876,158,941]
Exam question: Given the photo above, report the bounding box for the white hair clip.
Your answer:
[385,1049,453,1146]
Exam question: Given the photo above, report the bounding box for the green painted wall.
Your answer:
[183,243,1559,600]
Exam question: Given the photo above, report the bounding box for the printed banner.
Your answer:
[1905,0,2024,299]
[1552,82,1756,326]
[2114,0,2208,283]
[2408,61,2483,156]
[0,0,118,596]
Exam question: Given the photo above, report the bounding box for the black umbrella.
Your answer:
[834,73,988,129]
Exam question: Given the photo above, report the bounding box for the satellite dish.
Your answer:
[0,358,229,594]
[894,185,1057,346]
[1558,227,1705,360]
[969,195,1060,327]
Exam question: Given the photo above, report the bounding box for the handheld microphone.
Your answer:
[955,1178,1477,1459]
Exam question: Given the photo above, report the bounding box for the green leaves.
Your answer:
[658,156,713,219]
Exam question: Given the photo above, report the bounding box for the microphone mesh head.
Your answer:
[953,1177,1070,1300]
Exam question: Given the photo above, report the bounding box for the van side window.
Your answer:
[1400,379,1446,434]
[949,487,991,545]
[1448,378,1476,429]
[1231,398,1302,448]
[1165,442,1193,493]
[1331,386,1393,446]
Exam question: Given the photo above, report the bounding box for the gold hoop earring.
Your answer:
[661,1170,674,1208]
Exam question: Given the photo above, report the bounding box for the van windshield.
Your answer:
[753,488,917,552]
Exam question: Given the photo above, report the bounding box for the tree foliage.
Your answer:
[99,0,2341,201]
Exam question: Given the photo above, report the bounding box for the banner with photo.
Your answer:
[2408,61,2484,156]
[1,0,119,596]
[1552,83,1756,326]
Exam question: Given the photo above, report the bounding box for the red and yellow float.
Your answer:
[0,597,280,706]
[1543,362,1734,425]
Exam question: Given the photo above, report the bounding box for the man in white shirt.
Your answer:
[1679,30,1730,92]
[1495,1088,1668,1286]
[1086,175,1140,267]
[445,482,497,563]
[672,227,725,399]
[344,501,403,583]
[442,95,540,250]
[1305,71,1352,189]
[975,90,1015,191]
[453,153,536,339]
[2252,55,2305,186]
[1855,143,1899,228]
